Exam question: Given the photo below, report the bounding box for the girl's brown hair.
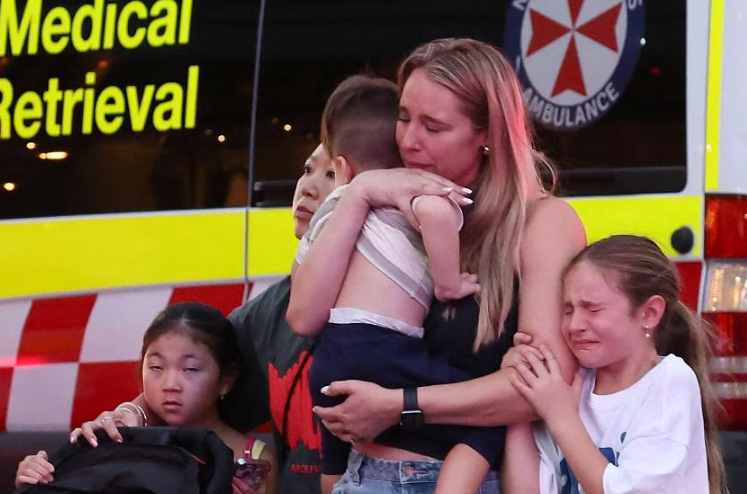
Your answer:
[566,235,728,494]
[398,38,554,350]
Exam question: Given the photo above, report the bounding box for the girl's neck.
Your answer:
[594,350,662,395]
[189,408,225,434]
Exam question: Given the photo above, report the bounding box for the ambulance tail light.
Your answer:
[704,195,747,258]
[703,195,747,430]
[703,312,747,429]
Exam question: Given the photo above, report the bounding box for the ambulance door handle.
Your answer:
[671,226,695,255]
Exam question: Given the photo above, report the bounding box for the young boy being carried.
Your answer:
[294,74,503,494]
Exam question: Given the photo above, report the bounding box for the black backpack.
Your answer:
[14,426,234,494]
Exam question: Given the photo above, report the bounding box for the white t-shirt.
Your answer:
[536,354,709,494]
[295,185,463,310]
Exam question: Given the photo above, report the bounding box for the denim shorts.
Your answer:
[332,450,501,494]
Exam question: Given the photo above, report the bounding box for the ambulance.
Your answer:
[0,0,745,442]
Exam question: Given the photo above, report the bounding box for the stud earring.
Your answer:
[482,145,490,156]
[644,325,651,338]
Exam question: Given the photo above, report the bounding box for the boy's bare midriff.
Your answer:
[334,250,427,328]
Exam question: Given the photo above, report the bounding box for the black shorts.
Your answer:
[309,322,505,475]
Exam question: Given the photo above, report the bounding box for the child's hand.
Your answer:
[434,272,480,302]
[500,332,544,370]
[15,450,54,488]
[509,345,583,422]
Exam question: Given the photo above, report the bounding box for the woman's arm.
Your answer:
[287,169,467,337]
[416,197,585,425]
[70,394,161,446]
[315,198,585,437]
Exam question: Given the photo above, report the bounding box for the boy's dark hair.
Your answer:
[320,75,402,172]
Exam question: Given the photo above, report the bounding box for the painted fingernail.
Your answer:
[461,197,474,205]
[321,386,330,395]
[69,436,75,444]
[442,186,454,193]
[92,439,98,448]
[462,187,473,194]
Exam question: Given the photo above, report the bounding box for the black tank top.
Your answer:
[423,291,519,378]
[376,288,520,463]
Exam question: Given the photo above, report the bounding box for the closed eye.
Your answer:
[397,107,410,122]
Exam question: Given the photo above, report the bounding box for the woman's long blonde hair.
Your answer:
[398,38,554,350]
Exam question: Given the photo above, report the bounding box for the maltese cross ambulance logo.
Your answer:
[504,0,645,131]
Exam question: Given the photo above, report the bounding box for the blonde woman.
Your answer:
[287,38,586,493]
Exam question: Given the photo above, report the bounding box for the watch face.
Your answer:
[401,410,424,431]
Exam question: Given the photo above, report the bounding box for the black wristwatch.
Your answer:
[400,387,424,431]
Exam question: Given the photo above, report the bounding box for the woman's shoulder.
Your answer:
[521,196,586,269]
[526,195,584,234]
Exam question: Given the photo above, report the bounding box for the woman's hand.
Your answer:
[69,408,139,446]
[349,168,472,227]
[15,450,54,488]
[313,381,401,443]
[509,345,583,423]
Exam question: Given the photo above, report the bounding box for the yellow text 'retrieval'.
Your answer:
[0,65,199,139]
[0,0,193,56]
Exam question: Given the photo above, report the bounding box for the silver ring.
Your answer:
[101,416,113,422]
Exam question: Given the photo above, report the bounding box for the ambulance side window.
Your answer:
[544,2,687,196]
[0,0,261,220]
[0,1,688,219]
[252,0,687,204]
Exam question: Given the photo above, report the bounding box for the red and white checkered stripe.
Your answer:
[0,280,278,432]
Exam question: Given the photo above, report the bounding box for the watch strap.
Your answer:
[403,387,419,412]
